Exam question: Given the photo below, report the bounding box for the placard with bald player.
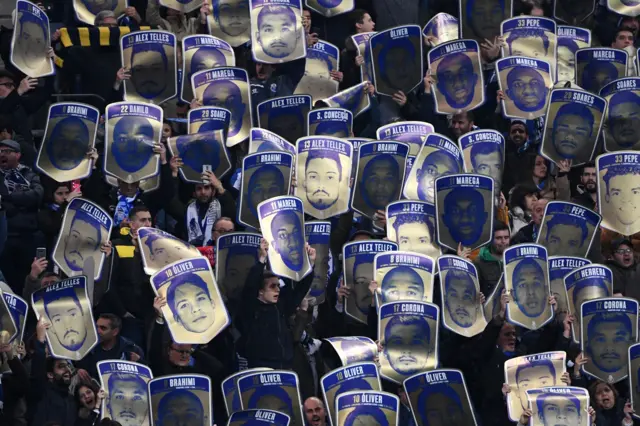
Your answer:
[370,25,423,97]
[192,67,252,147]
[581,297,639,383]
[188,106,231,137]
[222,369,273,417]
[308,108,353,138]
[11,0,54,78]
[628,343,640,416]
[249,0,307,64]
[150,257,229,344]
[403,133,463,204]
[351,141,409,220]
[228,409,291,426]
[385,200,440,259]
[378,301,439,384]
[258,95,311,143]
[206,0,251,48]
[137,227,203,275]
[120,31,177,105]
[459,0,512,45]
[423,13,459,47]
[323,81,372,118]
[526,386,590,426]
[537,201,601,258]
[599,78,640,152]
[576,48,627,95]
[435,174,494,251]
[32,277,97,360]
[554,0,595,24]
[181,35,235,103]
[239,151,293,229]
[37,103,99,183]
[377,121,434,174]
[305,221,331,305]
[215,232,261,301]
[168,129,231,184]
[556,26,591,84]
[149,374,212,426]
[4,292,27,345]
[73,0,127,26]
[351,32,375,84]
[305,0,354,17]
[438,255,488,338]
[374,251,434,306]
[52,198,113,279]
[540,89,605,166]
[496,57,553,120]
[336,391,399,426]
[324,337,378,367]
[596,151,640,235]
[428,39,485,114]
[607,0,640,16]
[257,195,312,281]
[237,370,304,426]
[97,360,153,426]
[504,244,553,330]
[321,362,381,426]
[459,129,505,201]
[504,351,567,422]
[342,241,398,324]
[404,369,478,426]
[295,136,353,219]
[0,289,16,344]
[565,264,613,344]
[501,17,557,77]
[295,41,340,102]
[249,128,297,156]
[548,256,591,315]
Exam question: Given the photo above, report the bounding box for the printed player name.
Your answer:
[259,154,282,163]
[518,247,539,256]
[617,79,636,90]
[169,377,196,387]
[344,365,364,378]
[514,58,538,67]
[399,303,425,313]
[557,28,576,37]
[425,371,447,382]
[271,97,307,108]
[172,261,194,274]
[580,267,607,278]
[375,143,398,153]
[390,254,421,265]
[593,50,615,59]
[66,105,89,116]
[80,203,109,226]
[256,411,276,421]
[445,42,467,53]
[261,373,282,384]
[133,33,171,43]
[360,393,383,404]
[116,363,139,373]
[455,176,479,185]
[320,111,349,121]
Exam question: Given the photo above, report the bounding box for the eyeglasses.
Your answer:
[169,346,193,355]
[0,149,16,154]
[615,248,633,255]
[214,227,233,234]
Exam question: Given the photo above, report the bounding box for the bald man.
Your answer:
[304,397,327,426]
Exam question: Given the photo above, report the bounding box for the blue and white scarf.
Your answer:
[113,191,139,226]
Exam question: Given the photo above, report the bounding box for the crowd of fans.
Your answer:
[0,0,639,425]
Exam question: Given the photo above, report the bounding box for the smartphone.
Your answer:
[202,165,212,184]
[71,180,81,192]
[36,247,46,259]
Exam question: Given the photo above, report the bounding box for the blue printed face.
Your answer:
[508,68,546,112]
[248,168,285,216]
[257,394,291,417]
[424,392,464,426]
[160,395,204,426]
[546,222,585,257]
[362,158,398,209]
[540,396,580,426]
[438,55,477,109]
[131,50,168,100]
[384,322,430,375]
[46,296,88,351]
[609,100,640,148]
[177,136,220,174]
[305,158,341,210]
[49,118,89,170]
[216,0,250,37]
[17,20,47,70]
[190,50,227,76]
[513,263,546,317]
[552,113,591,159]
[442,190,488,245]
[64,216,101,272]
[469,0,504,40]
[382,268,424,303]
[272,216,305,271]
[257,13,299,59]
[171,282,215,334]
[269,112,304,142]
[203,82,244,137]
[445,275,477,327]
[107,378,149,426]
[381,47,415,91]
[111,117,154,173]
[588,320,631,373]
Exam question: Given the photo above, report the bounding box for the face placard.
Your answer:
[556,26,591,83]
[238,370,303,426]
[600,78,640,152]
[629,343,640,415]
[188,106,231,136]
[52,198,113,280]
[423,13,460,46]
[537,201,601,257]
[459,129,505,198]
[249,0,306,64]
[149,374,212,426]
[404,369,478,426]
[138,227,203,275]
[540,89,605,166]
[504,244,553,330]
[295,41,340,102]
[305,0,354,17]
[581,297,638,383]
[385,200,440,259]
[0,290,16,344]
[98,360,153,426]
[307,108,353,138]
[168,129,231,183]
[438,255,487,338]
[215,232,261,301]
[351,32,376,84]
[548,256,591,315]
[192,67,252,147]
[182,35,235,103]
[37,103,99,183]
[342,241,398,324]
[257,95,311,143]
[257,196,312,281]
[31,277,98,360]
[323,337,379,366]
[596,151,640,235]
[104,102,162,184]
[576,48,627,95]
[527,386,590,426]
[249,128,297,155]
[606,0,640,17]
[459,0,513,45]
[565,264,613,344]
[370,25,423,97]
[375,251,435,305]
[73,0,126,26]
[228,409,291,425]
[321,362,381,426]
[428,39,485,114]
[207,0,251,48]
[496,57,552,120]
[555,0,595,24]
[501,17,557,78]
[3,292,27,344]
[304,221,331,305]
[378,301,439,384]
[351,142,409,219]
[377,121,434,174]
[222,368,272,417]
[504,351,567,422]
[121,31,177,105]
[323,82,371,118]
[336,391,399,426]
[11,0,54,78]
[403,133,463,204]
